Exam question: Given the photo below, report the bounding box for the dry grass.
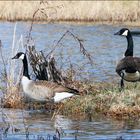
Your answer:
[0,1,140,22]
[0,23,24,108]
[61,82,140,120]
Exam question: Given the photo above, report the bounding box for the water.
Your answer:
[1,22,140,139]
[1,22,140,82]
[0,108,140,140]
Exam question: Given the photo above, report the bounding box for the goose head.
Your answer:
[114,28,130,37]
[12,52,25,60]
[12,52,30,79]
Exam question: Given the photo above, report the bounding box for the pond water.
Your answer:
[0,22,140,139]
[0,22,140,82]
[0,108,140,140]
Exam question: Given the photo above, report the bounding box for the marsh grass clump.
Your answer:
[0,23,24,108]
[3,87,21,108]
[61,82,140,120]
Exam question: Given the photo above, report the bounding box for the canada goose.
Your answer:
[114,28,140,89]
[12,52,79,103]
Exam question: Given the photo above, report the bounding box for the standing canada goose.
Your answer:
[12,52,79,103]
[114,28,140,89]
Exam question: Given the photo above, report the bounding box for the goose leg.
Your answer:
[120,72,124,91]
[120,78,124,90]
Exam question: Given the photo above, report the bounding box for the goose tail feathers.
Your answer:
[67,87,79,95]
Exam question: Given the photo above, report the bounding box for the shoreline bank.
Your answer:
[3,81,140,120]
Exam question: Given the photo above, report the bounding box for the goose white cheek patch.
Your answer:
[122,30,128,36]
[19,54,25,60]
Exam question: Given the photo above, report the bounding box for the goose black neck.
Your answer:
[22,55,30,79]
[125,33,133,57]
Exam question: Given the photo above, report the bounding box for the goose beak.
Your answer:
[114,31,120,35]
[12,55,18,59]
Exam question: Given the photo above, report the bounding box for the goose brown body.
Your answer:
[116,56,140,82]
[22,76,79,102]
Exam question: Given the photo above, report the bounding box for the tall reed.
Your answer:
[0,23,24,108]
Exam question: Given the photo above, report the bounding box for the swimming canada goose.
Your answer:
[12,52,79,103]
[114,28,140,89]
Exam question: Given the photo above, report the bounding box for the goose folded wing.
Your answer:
[116,56,138,75]
[33,81,79,95]
[133,57,140,72]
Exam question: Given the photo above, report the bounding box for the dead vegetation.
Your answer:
[61,82,140,120]
[0,1,140,23]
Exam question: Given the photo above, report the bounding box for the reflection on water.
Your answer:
[0,22,140,82]
[0,109,140,139]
